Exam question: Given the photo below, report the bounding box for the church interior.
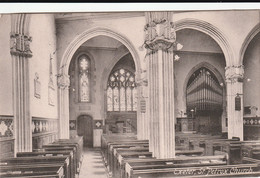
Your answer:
[1,9,260,177]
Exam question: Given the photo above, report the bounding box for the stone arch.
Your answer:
[239,23,260,64]
[60,27,141,76]
[59,27,141,138]
[175,18,233,66]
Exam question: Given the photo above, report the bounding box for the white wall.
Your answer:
[243,32,260,117]
[0,15,13,115]
[29,14,58,119]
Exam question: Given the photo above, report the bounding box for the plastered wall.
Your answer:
[29,14,58,119]
[243,32,260,117]
[0,15,13,115]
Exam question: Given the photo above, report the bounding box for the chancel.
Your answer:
[1,8,260,178]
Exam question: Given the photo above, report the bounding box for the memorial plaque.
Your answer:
[235,95,241,111]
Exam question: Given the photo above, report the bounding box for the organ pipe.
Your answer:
[186,67,222,113]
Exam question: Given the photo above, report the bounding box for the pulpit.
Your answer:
[177,117,195,133]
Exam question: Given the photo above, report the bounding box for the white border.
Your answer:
[0,3,260,14]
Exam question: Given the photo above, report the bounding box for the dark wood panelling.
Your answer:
[244,117,260,140]
[0,116,14,159]
[32,117,58,149]
[105,111,137,134]
[0,138,14,159]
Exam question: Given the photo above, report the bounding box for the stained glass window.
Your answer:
[113,87,119,111]
[79,55,91,102]
[126,87,132,111]
[107,68,136,111]
[107,87,113,111]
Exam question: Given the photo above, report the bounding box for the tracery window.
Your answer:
[79,55,91,102]
[107,68,137,111]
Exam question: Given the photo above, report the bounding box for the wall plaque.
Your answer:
[34,73,41,99]
[48,54,55,106]
[235,94,241,111]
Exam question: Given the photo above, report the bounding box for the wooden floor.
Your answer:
[79,148,108,178]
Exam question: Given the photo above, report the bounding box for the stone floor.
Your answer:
[79,148,108,178]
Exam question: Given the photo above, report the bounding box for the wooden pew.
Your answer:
[125,156,260,178]
[112,148,204,178]
[0,156,69,178]
[176,133,221,150]
[175,148,204,157]
[106,140,148,161]
[116,151,154,178]
[41,145,78,175]
[0,164,64,178]
[53,137,83,172]
[106,140,149,171]
[120,154,224,178]
[241,141,260,158]
[101,134,137,158]
[17,151,74,178]
[112,147,150,176]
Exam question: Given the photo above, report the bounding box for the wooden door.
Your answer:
[77,115,93,147]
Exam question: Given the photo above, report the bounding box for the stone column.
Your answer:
[10,32,33,152]
[57,74,70,139]
[145,12,179,158]
[225,65,244,140]
[136,69,149,140]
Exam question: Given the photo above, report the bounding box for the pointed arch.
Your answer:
[239,23,260,64]
[183,62,226,109]
[175,18,233,66]
[60,27,140,76]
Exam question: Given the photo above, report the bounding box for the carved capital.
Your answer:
[225,65,244,83]
[57,74,70,89]
[10,33,32,57]
[144,20,177,52]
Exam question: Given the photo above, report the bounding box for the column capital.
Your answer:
[57,74,70,89]
[144,12,177,52]
[10,33,32,58]
[225,65,244,83]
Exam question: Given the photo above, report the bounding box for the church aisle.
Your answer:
[79,148,108,178]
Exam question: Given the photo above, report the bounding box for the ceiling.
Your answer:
[54,12,145,22]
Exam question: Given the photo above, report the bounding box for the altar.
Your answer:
[177,117,195,133]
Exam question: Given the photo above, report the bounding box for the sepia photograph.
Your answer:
[1,2,260,177]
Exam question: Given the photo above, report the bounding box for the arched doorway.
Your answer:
[186,67,224,135]
[77,115,93,147]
